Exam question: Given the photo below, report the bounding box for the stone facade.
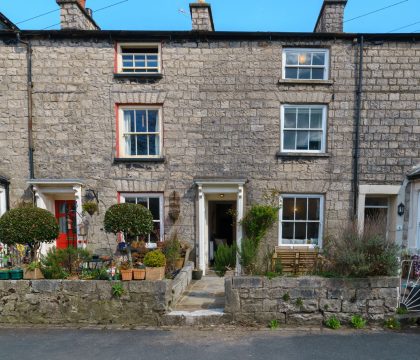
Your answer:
[314,0,347,33]
[56,0,99,30]
[190,3,214,31]
[225,276,399,325]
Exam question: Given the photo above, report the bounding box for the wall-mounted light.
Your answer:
[398,203,405,217]
[85,188,98,202]
[219,194,224,198]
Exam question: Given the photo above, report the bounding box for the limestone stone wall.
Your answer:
[225,276,399,325]
[57,0,99,30]
[315,0,347,33]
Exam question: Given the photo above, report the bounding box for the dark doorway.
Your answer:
[208,200,236,266]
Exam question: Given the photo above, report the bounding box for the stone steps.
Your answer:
[161,309,232,326]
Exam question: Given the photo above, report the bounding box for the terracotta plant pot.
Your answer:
[132,268,146,280]
[145,267,165,280]
[175,258,184,270]
[120,269,133,281]
[23,268,44,280]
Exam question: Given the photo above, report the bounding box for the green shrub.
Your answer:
[323,219,400,277]
[162,232,181,273]
[143,250,166,267]
[325,315,341,329]
[214,244,237,277]
[0,206,59,261]
[238,237,259,275]
[82,201,98,216]
[269,319,279,330]
[282,293,290,301]
[396,307,408,315]
[40,247,91,279]
[112,283,124,297]
[350,315,367,329]
[384,317,401,330]
[296,298,303,307]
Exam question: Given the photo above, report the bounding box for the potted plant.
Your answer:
[9,267,23,280]
[143,250,166,280]
[132,263,146,280]
[192,268,203,280]
[23,261,44,280]
[0,268,10,280]
[82,201,98,216]
[119,261,132,281]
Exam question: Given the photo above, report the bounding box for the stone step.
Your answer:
[161,309,232,326]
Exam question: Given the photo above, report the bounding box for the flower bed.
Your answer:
[225,276,399,325]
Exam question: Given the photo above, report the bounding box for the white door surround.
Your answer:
[194,178,246,276]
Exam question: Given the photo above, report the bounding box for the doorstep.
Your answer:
[161,308,232,326]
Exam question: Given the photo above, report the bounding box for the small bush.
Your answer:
[214,244,236,277]
[350,315,366,329]
[325,315,341,330]
[162,232,181,273]
[396,307,408,315]
[282,293,290,302]
[0,206,59,261]
[143,250,166,267]
[323,219,400,277]
[269,319,279,330]
[384,317,401,330]
[112,283,124,297]
[296,298,303,307]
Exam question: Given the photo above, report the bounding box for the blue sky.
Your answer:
[1,0,419,33]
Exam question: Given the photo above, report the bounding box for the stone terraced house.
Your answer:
[0,0,419,274]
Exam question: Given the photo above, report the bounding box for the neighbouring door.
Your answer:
[55,200,77,249]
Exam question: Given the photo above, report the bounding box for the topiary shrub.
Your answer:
[143,250,166,268]
[0,206,59,261]
[214,244,237,277]
[104,203,154,265]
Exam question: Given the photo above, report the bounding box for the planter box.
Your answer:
[120,269,133,281]
[10,269,23,280]
[146,267,165,281]
[23,268,44,280]
[0,270,10,280]
[132,268,146,280]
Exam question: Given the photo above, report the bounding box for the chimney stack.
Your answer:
[314,0,347,33]
[190,1,215,32]
[56,0,100,30]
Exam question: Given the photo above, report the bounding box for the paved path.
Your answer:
[1,327,420,360]
[175,275,225,311]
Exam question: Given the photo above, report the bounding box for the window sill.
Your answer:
[278,79,334,86]
[113,73,163,80]
[114,157,165,164]
[276,152,330,159]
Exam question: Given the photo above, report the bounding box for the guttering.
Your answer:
[353,35,364,217]
[16,33,35,181]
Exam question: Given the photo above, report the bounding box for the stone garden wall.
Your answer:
[225,276,399,325]
[0,263,192,326]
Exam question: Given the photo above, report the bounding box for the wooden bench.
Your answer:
[272,247,322,275]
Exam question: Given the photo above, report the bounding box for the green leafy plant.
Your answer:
[384,317,401,330]
[323,218,400,277]
[296,297,303,307]
[269,319,279,330]
[350,315,366,329]
[82,201,98,216]
[104,203,154,265]
[282,293,290,302]
[26,261,41,271]
[396,307,408,315]
[143,250,166,268]
[214,244,237,277]
[0,206,59,262]
[162,232,182,273]
[112,283,124,297]
[325,315,341,330]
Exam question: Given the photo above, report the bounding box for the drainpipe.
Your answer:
[353,35,364,217]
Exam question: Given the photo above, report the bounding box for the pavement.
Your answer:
[1,327,420,360]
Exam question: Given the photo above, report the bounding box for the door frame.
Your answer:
[194,179,246,276]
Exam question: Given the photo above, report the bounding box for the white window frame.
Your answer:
[116,43,161,74]
[118,105,163,159]
[279,194,324,248]
[280,104,327,153]
[119,193,164,243]
[0,185,6,217]
[282,48,329,80]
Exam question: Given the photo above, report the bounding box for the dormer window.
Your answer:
[116,43,161,74]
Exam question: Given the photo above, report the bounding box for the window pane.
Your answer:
[148,55,158,61]
[126,135,135,155]
[283,131,296,150]
[137,135,147,155]
[134,61,145,67]
[125,198,136,204]
[122,55,133,60]
[309,131,322,150]
[283,198,294,220]
[298,52,311,65]
[294,223,306,240]
[298,68,311,79]
[296,131,309,150]
[310,109,323,128]
[136,110,147,132]
[312,68,324,80]
[308,198,320,220]
[148,135,159,155]
[149,198,160,220]
[150,222,161,242]
[284,108,296,128]
[147,61,158,68]
[148,110,158,132]
[123,61,133,67]
[286,53,298,65]
[365,197,388,207]
[285,67,298,79]
[137,198,148,208]
[282,222,293,239]
[307,223,319,241]
[134,54,146,61]
[312,53,325,65]
[124,110,135,132]
[297,109,310,128]
[295,198,307,221]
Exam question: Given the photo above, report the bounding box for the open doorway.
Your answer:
[208,200,236,267]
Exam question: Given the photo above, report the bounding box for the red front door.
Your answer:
[55,200,77,249]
